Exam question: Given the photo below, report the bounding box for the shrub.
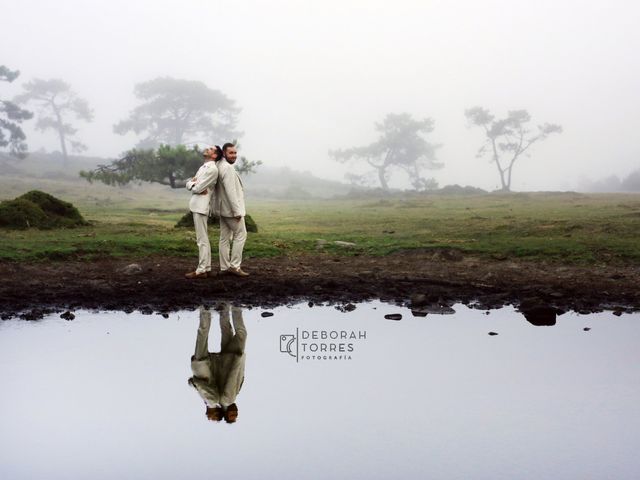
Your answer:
[0,199,49,229]
[0,191,88,229]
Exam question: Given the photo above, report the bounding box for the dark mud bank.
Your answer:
[1,253,639,320]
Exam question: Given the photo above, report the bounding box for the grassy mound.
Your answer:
[175,212,258,233]
[245,215,258,233]
[0,190,88,229]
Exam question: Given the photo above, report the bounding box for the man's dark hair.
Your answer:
[213,145,223,161]
[222,142,235,154]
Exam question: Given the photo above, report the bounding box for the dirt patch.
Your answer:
[1,252,639,320]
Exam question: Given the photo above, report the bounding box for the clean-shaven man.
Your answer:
[184,147,220,279]
[214,143,249,277]
[189,304,247,423]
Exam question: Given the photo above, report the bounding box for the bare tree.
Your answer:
[330,113,442,190]
[465,107,562,191]
[14,78,93,164]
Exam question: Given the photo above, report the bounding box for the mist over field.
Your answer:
[2,0,640,192]
[4,6,640,478]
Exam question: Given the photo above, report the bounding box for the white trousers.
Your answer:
[193,212,211,273]
[194,305,247,359]
[219,216,247,270]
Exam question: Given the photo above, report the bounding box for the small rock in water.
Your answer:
[385,313,402,321]
[60,311,75,321]
[335,303,356,313]
[410,293,428,307]
[583,327,591,331]
[121,263,143,275]
[421,303,456,315]
[261,311,274,317]
[488,331,499,336]
[411,310,428,317]
[613,310,623,317]
[308,301,314,308]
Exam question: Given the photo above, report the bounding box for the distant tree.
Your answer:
[234,155,263,176]
[80,144,202,189]
[80,142,261,189]
[344,172,376,187]
[114,77,240,148]
[586,175,622,193]
[13,78,93,164]
[621,169,640,192]
[0,66,33,158]
[465,107,562,192]
[232,140,263,176]
[330,113,442,190]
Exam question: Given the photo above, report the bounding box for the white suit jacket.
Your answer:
[191,352,245,407]
[218,351,246,407]
[213,159,246,218]
[186,161,219,215]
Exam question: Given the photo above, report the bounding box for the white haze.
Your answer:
[3,0,640,191]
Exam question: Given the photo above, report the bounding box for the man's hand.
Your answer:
[234,215,242,220]
[198,189,208,195]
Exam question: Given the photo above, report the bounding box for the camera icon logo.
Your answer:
[279,334,297,358]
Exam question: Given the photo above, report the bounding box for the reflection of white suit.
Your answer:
[213,158,247,271]
[186,161,219,273]
[190,305,246,408]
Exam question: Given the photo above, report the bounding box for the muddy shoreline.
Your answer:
[1,252,639,320]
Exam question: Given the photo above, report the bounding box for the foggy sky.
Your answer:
[3,0,640,191]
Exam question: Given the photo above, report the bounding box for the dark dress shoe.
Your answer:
[229,267,249,277]
[185,271,209,279]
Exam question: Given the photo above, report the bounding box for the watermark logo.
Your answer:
[279,328,367,362]
[279,334,297,357]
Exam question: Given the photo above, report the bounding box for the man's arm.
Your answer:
[191,167,218,194]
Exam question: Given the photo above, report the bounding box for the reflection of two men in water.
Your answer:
[188,304,246,424]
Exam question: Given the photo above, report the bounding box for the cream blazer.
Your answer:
[191,352,245,407]
[186,161,218,215]
[213,159,246,218]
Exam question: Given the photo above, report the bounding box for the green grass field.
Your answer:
[1,173,639,264]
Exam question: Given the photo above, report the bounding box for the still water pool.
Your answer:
[1,302,639,479]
